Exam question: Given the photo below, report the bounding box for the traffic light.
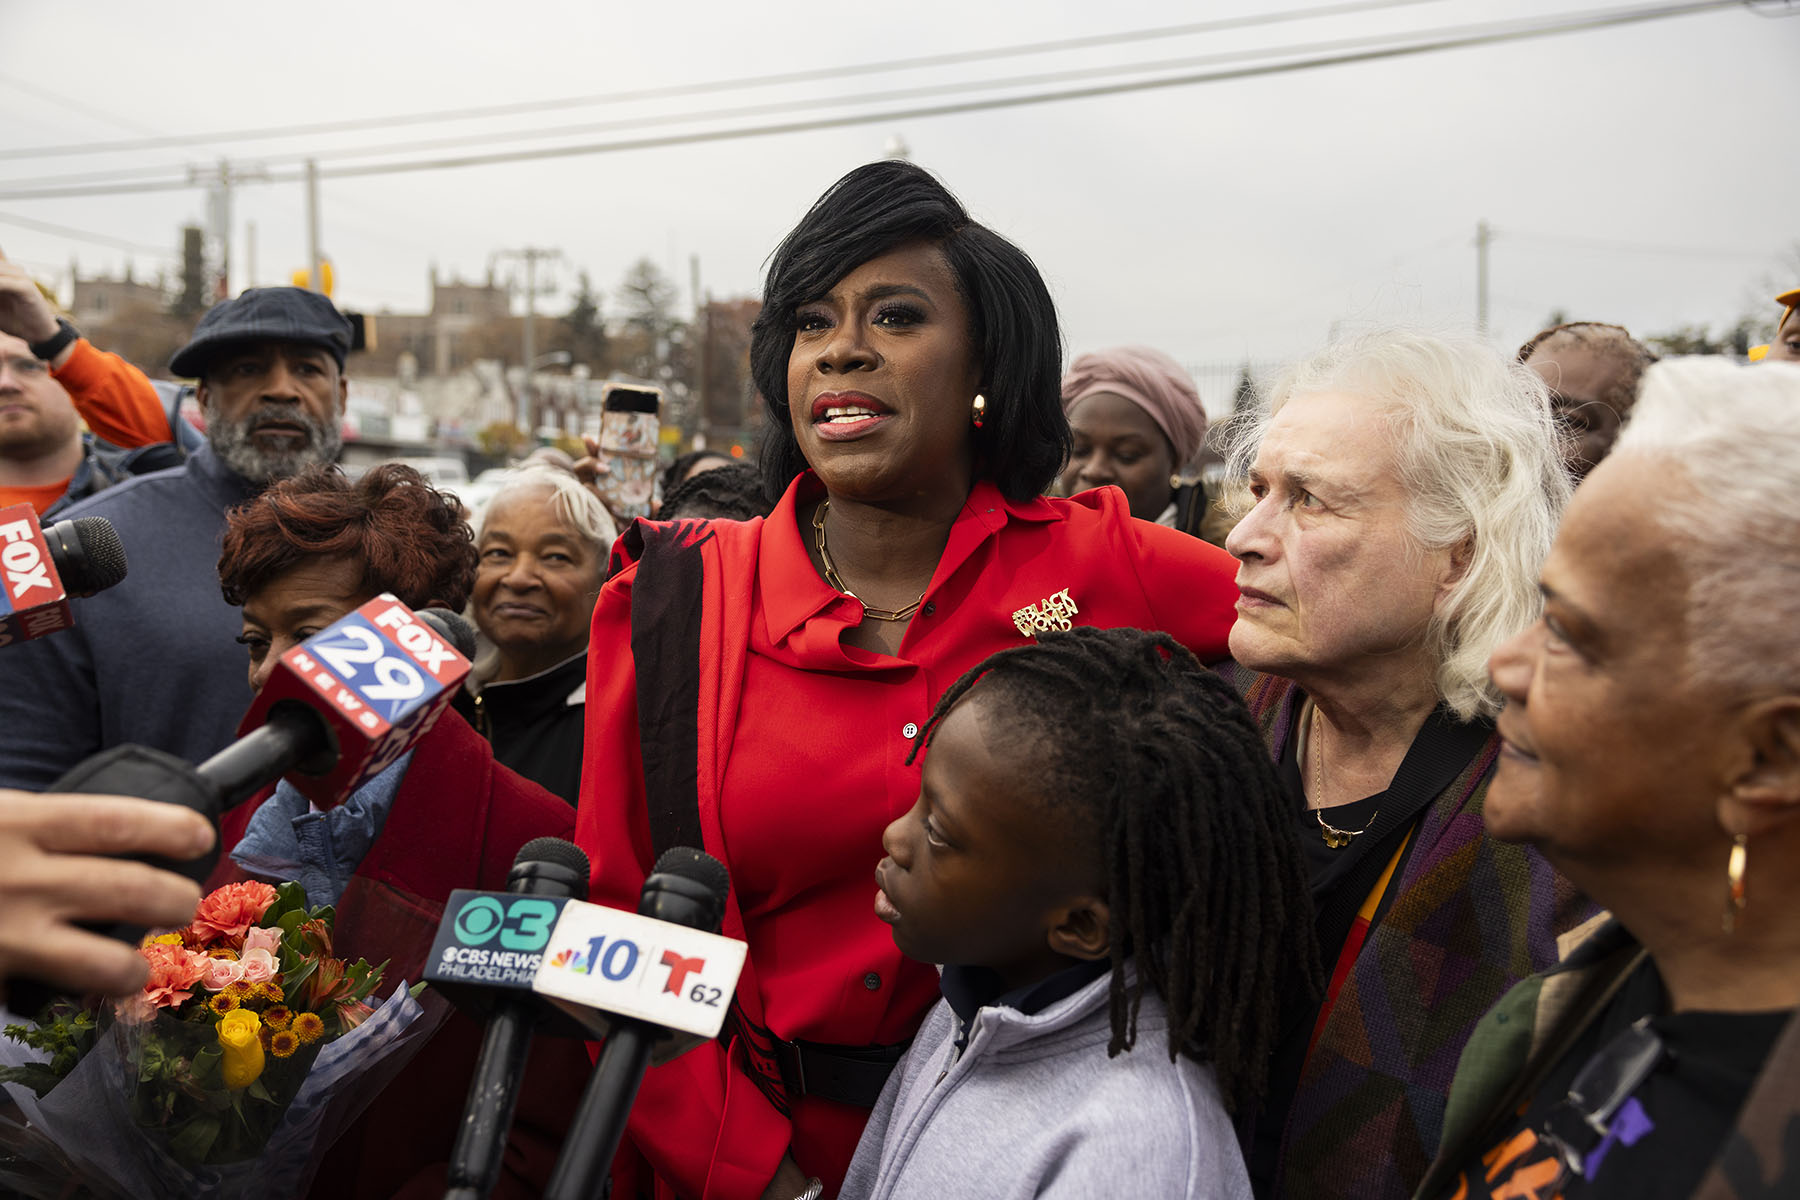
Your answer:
[292,259,335,298]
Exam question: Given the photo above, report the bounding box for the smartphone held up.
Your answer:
[594,383,662,521]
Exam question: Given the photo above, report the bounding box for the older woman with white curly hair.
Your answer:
[1221,330,1598,1200]
[457,464,617,805]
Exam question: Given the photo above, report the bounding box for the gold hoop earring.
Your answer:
[971,394,986,430]
[1723,833,1749,934]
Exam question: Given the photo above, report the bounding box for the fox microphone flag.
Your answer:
[221,592,471,808]
[0,504,127,645]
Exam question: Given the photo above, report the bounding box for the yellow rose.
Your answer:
[216,1008,265,1090]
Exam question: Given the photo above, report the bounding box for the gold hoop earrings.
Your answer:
[971,394,987,430]
[1723,833,1749,934]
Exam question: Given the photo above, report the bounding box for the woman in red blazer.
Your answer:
[211,463,580,1199]
[577,161,1243,1200]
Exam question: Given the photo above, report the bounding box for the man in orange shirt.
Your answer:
[0,253,184,517]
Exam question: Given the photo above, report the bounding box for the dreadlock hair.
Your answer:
[658,461,772,522]
[907,626,1319,1118]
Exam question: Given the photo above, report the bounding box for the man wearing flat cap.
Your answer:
[0,287,355,790]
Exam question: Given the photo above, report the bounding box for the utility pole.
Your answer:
[691,254,708,449]
[187,158,268,300]
[305,159,323,294]
[493,247,564,432]
[1474,219,1492,337]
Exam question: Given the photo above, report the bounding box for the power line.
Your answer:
[0,74,167,140]
[0,0,1450,162]
[0,0,1747,202]
[0,209,179,260]
[0,3,1679,192]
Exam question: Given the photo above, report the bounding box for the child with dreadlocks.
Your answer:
[841,626,1318,1200]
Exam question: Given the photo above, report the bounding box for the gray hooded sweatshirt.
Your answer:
[840,969,1253,1200]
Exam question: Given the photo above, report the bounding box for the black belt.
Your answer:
[771,1038,910,1109]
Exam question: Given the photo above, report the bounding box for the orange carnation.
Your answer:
[139,943,208,1010]
[189,881,279,946]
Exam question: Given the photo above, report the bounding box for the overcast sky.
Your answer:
[3,0,1795,404]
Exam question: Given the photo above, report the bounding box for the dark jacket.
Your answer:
[43,433,186,520]
[1417,917,1800,1200]
[0,444,259,789]
[454,652,587,805]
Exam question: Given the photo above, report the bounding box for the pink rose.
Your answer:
[199,956,246,991]
[238,948,278,984]
[242,926,283,958]
[190,882,279,946]
[140,943,208,1009]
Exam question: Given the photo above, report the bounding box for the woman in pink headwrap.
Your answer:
[1058,345,1209,531]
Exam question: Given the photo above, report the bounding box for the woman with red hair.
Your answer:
[212,463,579,1199]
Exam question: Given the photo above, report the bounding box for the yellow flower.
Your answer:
[291,1012,325,1044]
[255,982,283,1003]
[149,933,185,946]
[216,1009,265,1090]
[224,981,253,1001]
[206,947,239,960]
[269,1030,300,1059]
[263,1005,292,1032]
[207,992,239,1016]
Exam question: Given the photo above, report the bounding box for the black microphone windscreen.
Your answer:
[418,606,478,660]
[515,835,591,879]
[651,846,730,905]
[45,515,128,596]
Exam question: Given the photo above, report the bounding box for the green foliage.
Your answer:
[1,1003,99,1092]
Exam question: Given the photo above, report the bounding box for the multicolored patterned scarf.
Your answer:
[1234,670,1596,1200]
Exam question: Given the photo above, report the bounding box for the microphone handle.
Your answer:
[542,1017,659,1200]
[195,703,334,807]
[444,995,536,1200]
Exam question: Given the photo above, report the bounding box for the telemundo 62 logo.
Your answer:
[548,935,722,1008]
[450,895,562,952]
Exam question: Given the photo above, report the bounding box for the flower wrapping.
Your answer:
[0,881,441,1200]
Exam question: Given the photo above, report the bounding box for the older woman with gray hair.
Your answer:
[1222,330,1596,1200]
[458,464,617,804]
[1417,360,1800,1200]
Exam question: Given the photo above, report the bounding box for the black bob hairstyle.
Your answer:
[749,160,1070,505]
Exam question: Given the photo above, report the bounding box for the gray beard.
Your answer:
[205,400,343,484]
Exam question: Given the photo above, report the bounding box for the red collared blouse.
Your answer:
[577,473,1238,1200]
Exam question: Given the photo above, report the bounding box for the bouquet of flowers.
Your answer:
[0,880,437,1200]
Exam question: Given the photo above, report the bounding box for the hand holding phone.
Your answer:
[594,384,661,521]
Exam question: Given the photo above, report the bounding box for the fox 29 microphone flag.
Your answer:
[234,592,470,807]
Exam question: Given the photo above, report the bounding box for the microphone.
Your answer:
[6,596,472,1013]
[444,837,591,1200]
[0,505,127,645]
[418,606,478,661]
[542,848,733,1200]
[203,592,471,809]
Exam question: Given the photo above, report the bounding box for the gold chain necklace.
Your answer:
[813,499,925,623]
[1312,706,1380,850]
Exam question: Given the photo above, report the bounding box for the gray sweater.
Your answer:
[840,969,1253,1200]
[0,445,258,789]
